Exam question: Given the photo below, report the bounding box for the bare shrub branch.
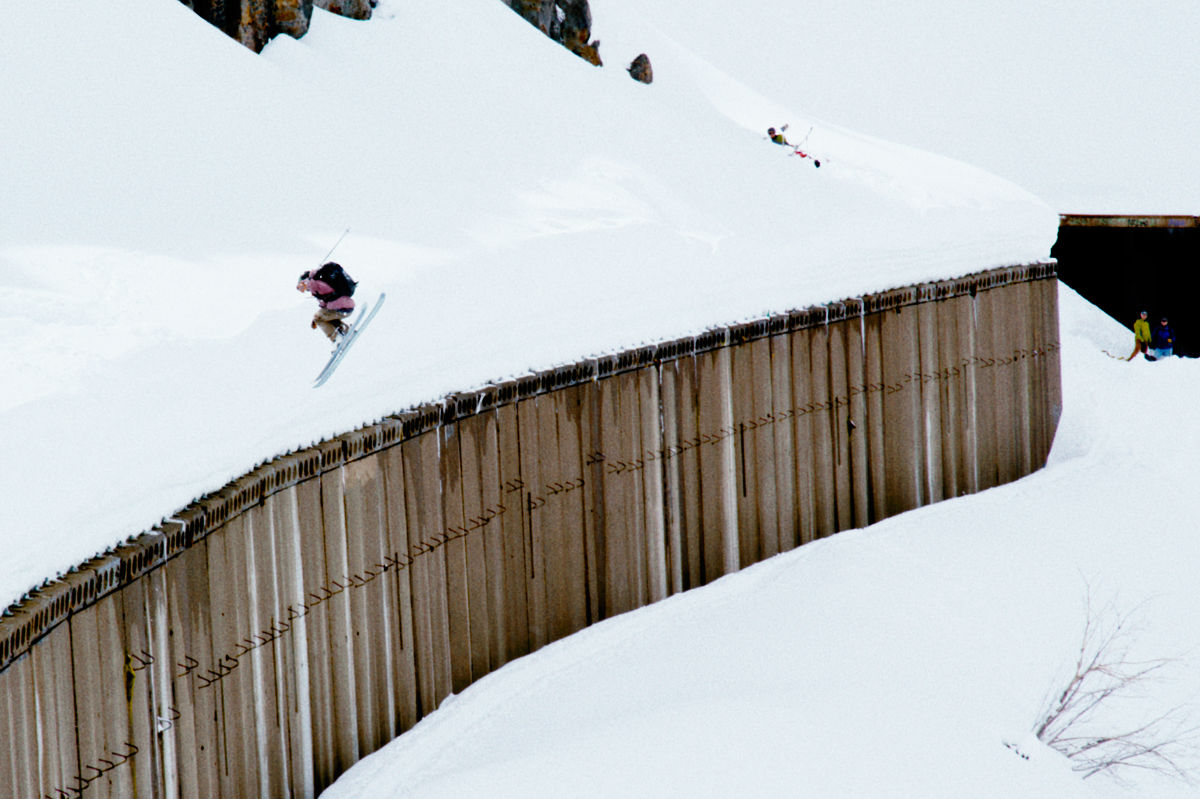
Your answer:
[1034,587,1199,784]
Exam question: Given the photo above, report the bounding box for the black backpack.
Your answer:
[311,262,357,300]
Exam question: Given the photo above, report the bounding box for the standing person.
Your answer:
[297,262,357,344]
[1150,316,1174,360]
[1127,310,1152,360]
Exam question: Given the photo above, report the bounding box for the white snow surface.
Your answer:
[2,0,1198,796]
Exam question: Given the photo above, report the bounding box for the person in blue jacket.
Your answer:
[1150,316,1174,359]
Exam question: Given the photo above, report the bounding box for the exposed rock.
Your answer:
[313,0,373,22]
[180,0,373,52]
[507,0,555,35]
[502,0,601,66]
[273,0,313,39]
[627,53,652,84]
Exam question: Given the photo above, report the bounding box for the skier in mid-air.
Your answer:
[297,262,357,345]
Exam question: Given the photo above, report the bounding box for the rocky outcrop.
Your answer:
[627,53,652,84]
[504,0,602,66]
[179,0,372,52]
[313,0,373,21]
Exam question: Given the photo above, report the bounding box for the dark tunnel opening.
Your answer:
[1052,215,1200,357]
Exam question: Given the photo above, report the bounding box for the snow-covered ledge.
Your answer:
[0,263,1060,798]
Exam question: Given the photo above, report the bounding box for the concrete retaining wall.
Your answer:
[0,263,1060,799]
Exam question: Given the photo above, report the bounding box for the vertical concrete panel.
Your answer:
[117,577,161,799]
[209,517,257,798]
[930,295,955,500]
[807,322,838,537]
[317,467,361,774]
[988,281,1022,482]
[680,358,706,589]
[534,392,569,641]
[516,397,549,647]
[457,412,499,680]
[379,444,420,733]
[0,659,21,799]
[881,302,923,513]
[597,374,631,614]
[103,592,137,798]
[972,286,1004,489]
[495,401,531,660]
[244,502,289,798]
[143,566,179,799]
[1024,280,1048,471]
[862,309,890,521]
[935,295,965,498]
[68,592,133,799]
[294,475,337,789]
[479,409,512,665]
[32,623,77,797]
[3,653,38,799]
[163,540,220,798]
[659,359,686,594]
[638,367,669,603]
[402,431,454,713]
[1044,277,1064,451]
[730,339,762,567]
[344,456,397,754]
[954,291,981,495]
[671,355,704,590]
[437,423,474,693]
[842,309,872,528]
[826,315,854,531]
[2,617,35,799]
[788,324,818,545]
[1013,278,1037,476]
[0,669,12,799]
[1032,274,1056,464]
[619,370,649,608]
[1038,276,1063,462]
[696,347,739,581]
[769,330,798,552]
[750,336,781,559]
[271,485,317,799]
[574,381,605,627]
[554,384,592,633]
[916,299,945,505]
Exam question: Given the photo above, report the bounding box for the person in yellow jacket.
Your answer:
[767,126,791,146]
[1127,310,1151,360]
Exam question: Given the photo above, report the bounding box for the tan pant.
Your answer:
[1127,339,1149,360]
[313,308,352,342]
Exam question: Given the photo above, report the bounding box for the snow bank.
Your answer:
[0,0,1056,605]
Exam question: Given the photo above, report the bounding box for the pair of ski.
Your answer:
[778,123,822,168]
[313,293,386,387]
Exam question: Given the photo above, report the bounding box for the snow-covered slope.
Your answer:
[0,0,1057,605]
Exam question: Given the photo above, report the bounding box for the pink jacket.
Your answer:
[304,278,356,311]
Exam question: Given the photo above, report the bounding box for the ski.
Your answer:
[313,293,386,387]
[770,124,823,167]
[789,127,822,167]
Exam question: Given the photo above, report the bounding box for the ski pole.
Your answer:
[318,227,351,265]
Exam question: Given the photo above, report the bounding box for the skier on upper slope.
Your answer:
[767,125,821,168]
[298,262,357,344]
